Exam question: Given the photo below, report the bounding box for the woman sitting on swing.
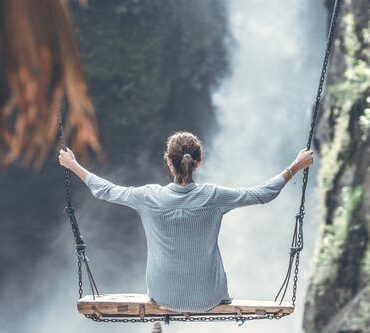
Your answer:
[58,131,313,313]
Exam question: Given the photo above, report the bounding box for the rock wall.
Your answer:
[72,0,229,167]
[303,1,370,332]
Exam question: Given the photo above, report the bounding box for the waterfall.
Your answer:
[197,0,327,332]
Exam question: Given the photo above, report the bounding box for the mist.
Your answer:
[1,1,327,333]
[197,0,327,332]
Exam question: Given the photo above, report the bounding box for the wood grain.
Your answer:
[77,293,294,318]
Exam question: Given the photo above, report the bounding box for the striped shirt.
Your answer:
[84,172,286,312]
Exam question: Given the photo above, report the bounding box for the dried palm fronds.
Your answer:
[0,0,103,168]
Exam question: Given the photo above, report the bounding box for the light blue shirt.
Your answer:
[84,172,286,312]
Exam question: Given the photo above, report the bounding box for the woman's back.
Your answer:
[140,182,228,312]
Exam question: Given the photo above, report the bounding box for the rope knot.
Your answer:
[76,243,86,257]
[64,205,75,217]
[290,246,302,255]
[295,212,305,220]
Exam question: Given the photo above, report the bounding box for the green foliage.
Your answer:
[77,2,166,124]
[319,13,370,215]
[315,12,369,286]
[330,14,369,103]
[343,14,361,59]
[318,106,350,198]
[352,288,370,327]
[362,247,370,285]
[313,186,364,288]
[305,7,370,333]
[359,98,370,141]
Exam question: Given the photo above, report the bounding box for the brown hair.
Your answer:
[164,132,204,184]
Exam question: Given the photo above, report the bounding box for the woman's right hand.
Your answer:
[58,147,77,170]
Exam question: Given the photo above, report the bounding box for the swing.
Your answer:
[58,0,342,324]
[78,294,294,321]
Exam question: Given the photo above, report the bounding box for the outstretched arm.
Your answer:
[214,148,314,212]
[58,147,89,182]
[58,147,144,210]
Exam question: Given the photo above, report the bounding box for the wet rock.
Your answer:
[303,1,370,332]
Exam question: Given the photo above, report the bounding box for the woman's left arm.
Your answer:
[58,148,144,210]
[58,147,89,182]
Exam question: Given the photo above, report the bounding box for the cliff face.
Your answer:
[303,1,370,332]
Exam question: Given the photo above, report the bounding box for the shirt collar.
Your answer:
[167,182,197,193]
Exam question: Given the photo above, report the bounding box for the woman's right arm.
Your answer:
[214,148,314,213]
[281,148,314,182]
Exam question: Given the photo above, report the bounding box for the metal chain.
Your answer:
[85,312,289,325]
[275,0,343,306]
[306,0,343,151]
[58,112,99,300]
[291,0,343,304]
[291,253,300,306]
[78,258,83,299]
[58,112,82,298]
[59,121,72,208]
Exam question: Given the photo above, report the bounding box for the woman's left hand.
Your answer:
[58,147,77,169]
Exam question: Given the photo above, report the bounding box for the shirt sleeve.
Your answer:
[84,172,145,211]
[213,173,287,213]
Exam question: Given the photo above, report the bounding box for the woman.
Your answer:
[58,131,314,313]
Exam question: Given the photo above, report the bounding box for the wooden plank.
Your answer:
[77,294,294,318]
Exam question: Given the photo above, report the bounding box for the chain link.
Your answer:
[64,168,72,208]
[78,258,83,299]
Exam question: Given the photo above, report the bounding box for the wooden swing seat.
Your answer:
[77,294,294,319]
